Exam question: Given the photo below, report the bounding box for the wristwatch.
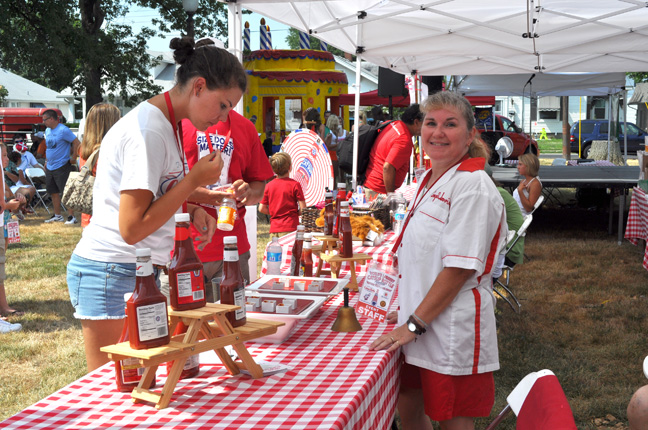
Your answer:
[407,315,426,335]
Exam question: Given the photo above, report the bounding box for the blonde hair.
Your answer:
[270,152,292,176]
[420,92,490,161]
[326,114,340,135]
[80,103,121,160]
[518,153,540,177]
[358,111,367,126]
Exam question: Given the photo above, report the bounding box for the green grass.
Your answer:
[538,138,567,153]
[2,205,646,429]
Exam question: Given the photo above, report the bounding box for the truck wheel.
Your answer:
[482,135,499,165]
[525,144,538,155]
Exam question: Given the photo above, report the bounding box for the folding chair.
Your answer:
[24,167,50,214]
[484,369,577,430]
[494,215,533,312]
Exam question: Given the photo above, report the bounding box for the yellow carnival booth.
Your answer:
[243,50,349,150]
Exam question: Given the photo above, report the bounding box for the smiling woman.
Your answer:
[65,36,248,373]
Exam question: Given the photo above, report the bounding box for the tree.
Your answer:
[286,28,351,59]
[0,0,230,113]
[0,85,8,106]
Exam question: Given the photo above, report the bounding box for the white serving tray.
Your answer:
[247,275,348,298]
[244,292,327,344]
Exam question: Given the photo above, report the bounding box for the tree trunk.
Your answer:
[80,0,104,114]
[562,96,571,160]
[85,66,103,114]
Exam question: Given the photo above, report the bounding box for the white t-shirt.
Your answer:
[73,101,184,265]
[395,159,507,376]
[18,151,40,172]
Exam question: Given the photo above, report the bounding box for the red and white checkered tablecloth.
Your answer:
[261,231,398,281]
[1,293,400,430]
[625,187,648,271]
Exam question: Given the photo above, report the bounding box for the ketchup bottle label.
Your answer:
[233,289,246,321]
[136,263,153,277]
[175,270,205,304]
[224,249,238,262]
[121,357,145,383]
[136,303,169,341]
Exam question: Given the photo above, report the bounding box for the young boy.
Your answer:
[259,152,306,235]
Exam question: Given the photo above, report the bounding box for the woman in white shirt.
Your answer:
[67,37,247,372]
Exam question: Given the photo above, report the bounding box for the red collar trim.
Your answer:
[457,157,486,172]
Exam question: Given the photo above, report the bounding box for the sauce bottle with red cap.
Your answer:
[169,213,206,311]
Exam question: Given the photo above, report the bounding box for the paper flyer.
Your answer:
[355,263,398,323]
[7,221,20,244]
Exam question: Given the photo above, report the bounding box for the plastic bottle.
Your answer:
[389,192,407,227]
[332,182,347,236]
[289,225,305,276]
[220,236,247,327]
[127,248,170,350]
[300,233,313,277]
[266,237,283,275]
[323,191,335,236]
[115,293,155,392]
[217,192,237,231]
[393,203,406,235]
[338,201,353,258]
[169,213,206,311]
[165,321,200,380]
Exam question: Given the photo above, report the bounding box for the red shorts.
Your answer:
[401,362,495,421]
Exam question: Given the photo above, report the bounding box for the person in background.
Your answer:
[13,136,44,172]
[30,132,47,164]
[363,104,423,200]
[259,152,306,236]
[78,103,121,228]
[0,143,21,320]
[370,91,506,430]
[326,114,346,184]
[262,128,274,158]
[182,105,274,292]
[358,111,367,126]
[41,109,81,224]
[514,152,542,216]
[66,36,242,372]
[5,151,35,217]
[304,110,335,183]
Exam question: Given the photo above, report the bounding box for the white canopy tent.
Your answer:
[223,1,647,185]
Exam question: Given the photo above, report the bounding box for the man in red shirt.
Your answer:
[182,110,274,294]
[363,104,422,198]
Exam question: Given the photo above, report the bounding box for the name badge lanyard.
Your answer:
[164,91,188,213]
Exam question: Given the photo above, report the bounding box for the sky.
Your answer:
[118,6,291,52]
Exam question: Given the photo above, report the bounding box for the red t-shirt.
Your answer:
[182,111,274,261]
[362,121,413,194]
[261,177,305,233]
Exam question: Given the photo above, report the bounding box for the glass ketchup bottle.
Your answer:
[115,294,156,392]
[169,213,206,311]
[289,225,305,276]
[127,248,170,350]
[338,201,353,258]
[323,191,335,236]
[220,236,247,328]
[333,182,347,236]
[300,232,313,277]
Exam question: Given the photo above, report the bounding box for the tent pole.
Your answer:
[351,16,364,192]
[624,88,628,163]
[228,2,243,115]
[607,95,612,162]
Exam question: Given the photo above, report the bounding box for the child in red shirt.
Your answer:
[259,152,306,234]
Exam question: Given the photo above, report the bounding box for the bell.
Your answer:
[331,288,362,332]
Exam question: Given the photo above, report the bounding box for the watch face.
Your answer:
[408,321,417,333]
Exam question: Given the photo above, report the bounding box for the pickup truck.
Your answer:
[474,110,539,164]
[0,107,63,143]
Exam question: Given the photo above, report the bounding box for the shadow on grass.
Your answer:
[7,298,80,333]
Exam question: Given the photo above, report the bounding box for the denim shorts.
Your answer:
[67,253,161,320]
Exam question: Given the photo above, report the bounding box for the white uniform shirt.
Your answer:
[73,101,184,265]
[396,157,507,376]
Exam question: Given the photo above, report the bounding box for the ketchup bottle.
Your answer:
[333,182,347,236]
[300,232,313,277]
[127,248,170,350]
[220,236,247,327]
[290,225,305,276]
[115,294,156,392]
[338,201,353,258]
[323,191,335,236]
[165,321,200,380]
[169,213,206,311]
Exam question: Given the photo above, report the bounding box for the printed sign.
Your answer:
[355,263,398,323]
[7,221,20,244]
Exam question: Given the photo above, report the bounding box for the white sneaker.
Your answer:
[0,319,22,333]
[65,215,77,225]
[45,214,64,223]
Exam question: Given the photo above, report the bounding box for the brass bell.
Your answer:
[331,287,362,332]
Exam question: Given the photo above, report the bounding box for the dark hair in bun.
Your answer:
[169,36,247,93]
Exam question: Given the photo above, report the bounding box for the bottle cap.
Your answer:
[175,213,190,222]
[340,201,349,207]
[296,225,305,231]
[337,182,346,189]
[135,248,151,257]
[325,191,333,197]
[224,236,237,244]
[124,293,132,302]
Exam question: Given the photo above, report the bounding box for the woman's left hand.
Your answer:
[369,324,417,352]
[191,206,216,250]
